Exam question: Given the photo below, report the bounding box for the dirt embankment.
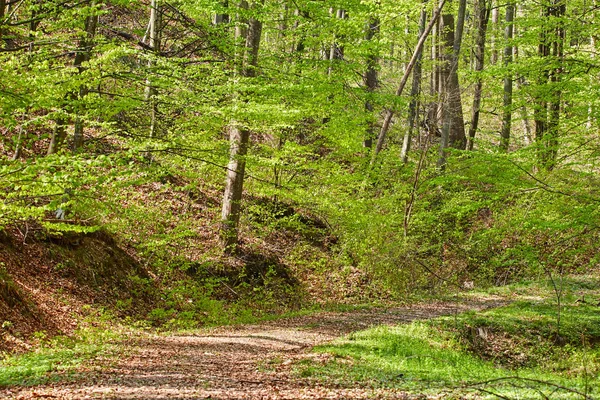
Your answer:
[0,227,157,354]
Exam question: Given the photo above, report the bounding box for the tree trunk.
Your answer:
[467,0,490,151]
[370,0,447,163]
[534,4,550,167]
[145,0,162,139]
[73,0,100,151]
[490,2,499,64]
[11,125,23,161]
[328,8,346,75]
[0,0,5,47]
[213,0,230,25]
[401,6,427,162]
[243,7,263,77]
[363,16,380,148]
[545,0,565,170]
[437,0,467,168]
[499,2,514,152]
[221,125,251,251]
[221,0,263,254]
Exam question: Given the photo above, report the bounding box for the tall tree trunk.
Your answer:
[490,2,499,64]
[545,0,565,170]
[499,2,514,152]
[535,0,564,170]
[401,6,427,162]
[221,0,263,254]
[534,4,550,167]
[0,0,5,47]
[437,0,467,168]
[11,125,23,161]
[363,16,380,148]
[45,2,67,156]
[73,0,100,152]
[243,6,263,77]
[328,8,346,75]
[145,0,162,138]
[371,0,447,163]
[213,0,230,25]
[467,0,490,151]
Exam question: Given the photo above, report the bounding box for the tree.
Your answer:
[437,0,466,168]
[363,15,380,149]
[400,5,427,163]
[221,0,264,253]
[145,0,162,139]
[499,1,514,152]
[466,0,490,151]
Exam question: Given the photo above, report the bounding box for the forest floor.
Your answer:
[0,298,506,400]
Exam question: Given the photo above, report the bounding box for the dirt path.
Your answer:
[2,299,504,400]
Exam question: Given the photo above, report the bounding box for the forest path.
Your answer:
[3,298,505,400]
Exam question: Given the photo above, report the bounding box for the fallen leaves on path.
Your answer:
[2,299,504,399]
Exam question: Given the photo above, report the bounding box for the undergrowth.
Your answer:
[298,275,600,399]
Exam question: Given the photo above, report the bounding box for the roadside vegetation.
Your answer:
[299,276,600,399]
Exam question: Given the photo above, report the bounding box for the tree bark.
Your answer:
[371,0,447,163]
[221,0,263,254]
[221,125,251,251]
[145,0,162,139]
[545,0,565,170]
[467,0,490,151]
[401,6,427,162]
[73,0,100,151]
[499,2,514,152]
[363,16,380,148]
[328,8,346,75]
[437,0,467,168]
[490,2,499,64]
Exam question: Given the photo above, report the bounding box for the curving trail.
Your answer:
[2,299,504,400]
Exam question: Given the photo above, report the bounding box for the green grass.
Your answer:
[0,328,124,387]
[297,275,600,399]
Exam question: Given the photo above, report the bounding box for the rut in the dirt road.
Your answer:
[1,299,505,400]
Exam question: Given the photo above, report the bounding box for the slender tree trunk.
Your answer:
[0,0,5,47]
[363,16,380,148]
[545,0,565,170]
[467,0,490,151]
[73,0,100,151]
[213,0,230,25]
[145,0,162,138]
[328,8,346,75]
[499,2,514,152]
[45,3,67,156]
[428,9,440,137]
[221,0,263,253]
[401,6,427,162]
[587,34,596,130]
[534,4,550,168]
[513,5,533,145]
[517,75,533,145]
[11,125,23,161]
[490,2,499,64]
[371,0,447,163]
[437,0,467,168]
[534,1,564,170]
[243,6,263,77]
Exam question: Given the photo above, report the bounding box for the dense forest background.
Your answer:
[1,0,600,344]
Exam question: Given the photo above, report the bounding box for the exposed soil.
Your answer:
[1,298,505,400]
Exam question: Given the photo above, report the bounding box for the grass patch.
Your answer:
[298,275,600,399]
[0,328,124,387]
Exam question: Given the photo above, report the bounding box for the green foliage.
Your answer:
[299,277,600,398]
[0,328,122,387]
